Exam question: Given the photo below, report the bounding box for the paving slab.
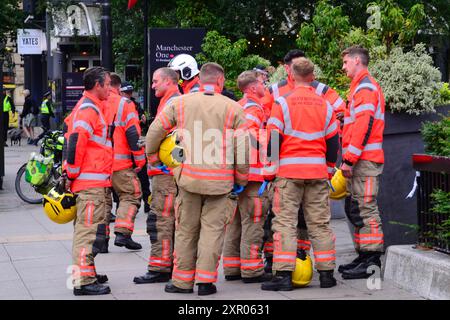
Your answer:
[0,279,32,300]
[4,241,68,261]
[0,262,21,282]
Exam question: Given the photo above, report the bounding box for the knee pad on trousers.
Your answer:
[146,212,158,242]
[345,196,364,228]
[92,224,107,257]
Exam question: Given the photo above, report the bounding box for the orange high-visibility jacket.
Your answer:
[342,69,385,165]
[64,92,113,193]
[238,94,267,182]
[267,85,339,180]
[181,76,200,94]
[147,86,181,177]
[310,80,346,114]
[107,88,145,172]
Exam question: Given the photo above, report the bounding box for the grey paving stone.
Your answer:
[0,245,10,263]
[0,262,20,282]
[4,241,68,261]
[0,280,32,300]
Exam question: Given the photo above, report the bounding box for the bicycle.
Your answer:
[15,130,64,204]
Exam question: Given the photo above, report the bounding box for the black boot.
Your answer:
[341,252,382,280]
[133,271,171,284]
[261,271,293,291]
[225,274,242,281]
[242,273,273,283]
[73,281,111,296]
[99,239,109,254]
[114,232,142,250]
[164,280,193,293]
[338,253,364,273]
[319,270,337,288]
[264,256,273,274]
[197,283,217,296]
[96,274,109,284]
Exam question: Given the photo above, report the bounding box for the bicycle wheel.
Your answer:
[15,163,43,204]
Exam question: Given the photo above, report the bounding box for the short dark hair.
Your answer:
[283,49,306,65]
[110,73,122,88]
[155,67,179,84]
[83,67,110,90]
[199,62,224,83]
[341,45,370,66]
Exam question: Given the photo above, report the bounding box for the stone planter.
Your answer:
[378,104,450,248]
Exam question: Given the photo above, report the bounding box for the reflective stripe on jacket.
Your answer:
[145,86,249,195]
[238,94,266,182]
[267,85,339,179]
[342,69,385,165]
[64,92,113,193]
[107,88,145,172]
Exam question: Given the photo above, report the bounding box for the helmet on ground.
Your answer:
[292,250,313,287]
[167,54,199,80]
[329,169,347,200]
[43,187,77,224]
[159,131,184,168]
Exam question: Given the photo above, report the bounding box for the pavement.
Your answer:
[0,139,424,300]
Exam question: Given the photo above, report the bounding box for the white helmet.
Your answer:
[168,54,200,81]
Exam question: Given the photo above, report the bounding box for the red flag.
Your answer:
[128,0,138,10]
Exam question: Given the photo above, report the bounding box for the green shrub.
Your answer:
[421,114,450,157]
[438,82,450,105]
[370,44,442,115]
[430,189,450,247]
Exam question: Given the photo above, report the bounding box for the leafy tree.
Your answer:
[0,0,23,53]
[196,31,270,93]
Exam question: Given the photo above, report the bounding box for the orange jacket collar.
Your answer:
[351,68,370,89]
[181,77,200,94]
[83,91,106,112]
[157,86,181,114]
[244,93,262,105]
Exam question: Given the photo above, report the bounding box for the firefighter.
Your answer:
[261,58,339,291]
[168,53,201,94]
[120,82,152,214]
[103,73,145,253]
[63,67,113,296]
[134,67,181,284]
[262,49,346,273]
[222,71,271,283]
[339,45,385,279]
[145,63,249,296]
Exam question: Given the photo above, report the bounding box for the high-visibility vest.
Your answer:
[147,88,181,177]
[41,99,50,114]
[3,96,12,112]
[342,70,385,165]
[267,85,338,180]
[310,80,346,114]
[64,92,113,193]
[106,88,146,172]
[239,94,266,182]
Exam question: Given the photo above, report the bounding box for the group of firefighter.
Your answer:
[55,44,385,296]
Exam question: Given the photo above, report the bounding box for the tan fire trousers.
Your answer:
[345,160,384,252]
[271,177,336,271]
[72,187,109,287]
[264,183,311,259]
[112,168,142,235]
[172,187,237,290]
[147,174,177,273]
[222,182,270,278]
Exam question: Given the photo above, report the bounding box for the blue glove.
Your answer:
[258,180,269,197]
[156,164,170,174]
[232,184,245,195]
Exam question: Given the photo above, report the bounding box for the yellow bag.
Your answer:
[9,111,19,128]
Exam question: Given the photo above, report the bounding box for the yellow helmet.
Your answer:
[329,169,347,200]
[159,131,184,168]
[43,187,77,224]
[292,250,313,287]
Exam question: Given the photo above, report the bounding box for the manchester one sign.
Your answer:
[155,44,194,62]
